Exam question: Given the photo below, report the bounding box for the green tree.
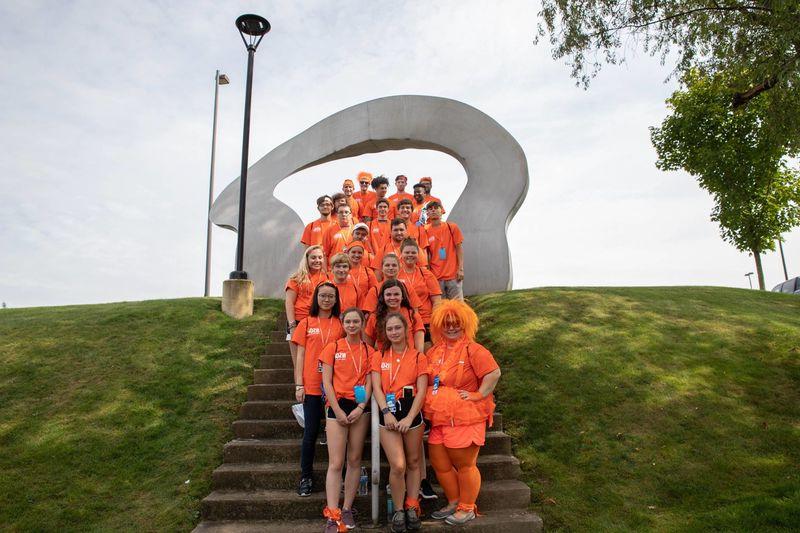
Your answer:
[536,1,800,148]
[651,71,800,289]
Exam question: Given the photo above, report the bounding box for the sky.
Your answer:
[1,0,796,308]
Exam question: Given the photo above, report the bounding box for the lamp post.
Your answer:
[229,14,270,280]
[777,239,789,281]
[204,70,229,297]
[745,272,754,289]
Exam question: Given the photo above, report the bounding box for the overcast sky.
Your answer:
[1,1,796,308]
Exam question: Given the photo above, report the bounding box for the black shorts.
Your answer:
[423,325,431,343]
[326,397,370,419]
[379,395,424,429]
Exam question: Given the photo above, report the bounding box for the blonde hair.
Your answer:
[330,253,351,268]
[289,245,325,285]
[429,299,479,344]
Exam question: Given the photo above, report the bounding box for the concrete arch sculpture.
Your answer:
[210,95,529,298]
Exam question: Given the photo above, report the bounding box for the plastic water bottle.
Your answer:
[358,466,369,496]
[386,484,393,520]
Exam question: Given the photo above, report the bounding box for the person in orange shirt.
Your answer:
[320,307,374,532]
[323,204,355,261]
[286,245,330,359]
[300,195,334,247]
[370,312,429,532]
[424,300,501,525]
[332,192,359,224]
[345,242,377,309]
[396,198,428,243]
[291,282,345,497]
[364,279,424,352]
[342,178,360,218]
[329,253,360,312]
[388,174,415,211]
[424,201,464,300]
[362,254,422,313]
[410,183,428,225]
[368,198,392,252]
[362,175,395,221]
[353,172,376,221]
[398,238,442,341]
[374,219,428,272]
[419,176,444,211]
[347,223,376,270]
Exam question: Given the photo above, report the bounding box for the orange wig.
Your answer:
[357,171,373,182]
[429,299,479,344]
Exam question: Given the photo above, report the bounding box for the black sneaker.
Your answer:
[297,477,312,497]
[405,507,421,531]
[419,478,437,500]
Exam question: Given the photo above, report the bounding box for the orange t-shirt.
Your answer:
[291,316,344,395]
[397,266,442,324]
[404,223,428,252]
[364,308,425,350]
[301,218,333,246]
[424,222,464,281]
[369,219,392,252]
[361,280,422,313]
[333,276,360,312]
[353,190,376,218]
[348,266,377,308]
[371,347,429,396]
[319,338,374,401]
[426,340,499,392]
[345,196,360,220]
[373,239,428,270]
[323,224,354,261]
[388,192,415,211]
[285,270,330,321]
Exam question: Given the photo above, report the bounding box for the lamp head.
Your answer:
[236,14,270,51]
[218,74,230,85]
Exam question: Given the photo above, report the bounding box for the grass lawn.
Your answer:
[472,287,800,532]
[0,298,282,532]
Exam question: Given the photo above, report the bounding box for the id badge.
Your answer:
[354,385,367,404]
[386,392,397,413]
[432,375,440,395]
[438,247,447,260]
[317,361,323,373]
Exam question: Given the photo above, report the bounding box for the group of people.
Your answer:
[285,173,501,533]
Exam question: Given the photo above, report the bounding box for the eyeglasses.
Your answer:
[318,294,336,300]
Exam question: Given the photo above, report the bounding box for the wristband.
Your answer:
[295,385,304,390]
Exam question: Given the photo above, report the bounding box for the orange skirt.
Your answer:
[423,386,495,428]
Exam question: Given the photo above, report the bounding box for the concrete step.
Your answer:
[259,354,293,369]
[266,342,290,355]
[247,384,294,401]
[270,330,287,342]
[201,479,531,521]
[194,510,542,532]
[212,455,520,491]
[238,401,295,420]
[254,368,294,384]
[222,431,512,463]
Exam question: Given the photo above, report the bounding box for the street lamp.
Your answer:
[777,239,789,281]
[204,70,229,297]
[745,272,754,289]
[229,14,270,280]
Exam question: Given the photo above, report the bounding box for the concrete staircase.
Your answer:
[194,317,542,532]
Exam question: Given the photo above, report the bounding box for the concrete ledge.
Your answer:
[222,280,254,319]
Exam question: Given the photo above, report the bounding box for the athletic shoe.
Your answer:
[445,509,476,525]
[405,507,421,531]
[298,477,313,497]
[323,518,339,533]
[390,510,406,532]
[341,508,356,530]
[430,504,457,520]
[419,479,437,500]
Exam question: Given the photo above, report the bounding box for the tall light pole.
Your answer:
[205,70,229,297]
[745,272,754,289]
[777,239,789,281]
[229,14,270,280]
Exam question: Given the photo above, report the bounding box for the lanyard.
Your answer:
[345,338,366,380]
[401,266,419,289]
[387,346,408,389]
[314,317,334,348]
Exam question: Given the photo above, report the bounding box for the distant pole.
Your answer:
[777,239,788,281]
[205,70,229,296]
[230,14,270,280]
[745,272,754,289]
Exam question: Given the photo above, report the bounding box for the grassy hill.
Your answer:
[1,287,798,531]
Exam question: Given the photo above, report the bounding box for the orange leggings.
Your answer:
[428,443,481,510]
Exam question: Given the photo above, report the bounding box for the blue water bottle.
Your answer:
[386,483,393,519]
[358,466,369,496]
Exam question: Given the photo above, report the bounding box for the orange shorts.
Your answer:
[427,421,486,448]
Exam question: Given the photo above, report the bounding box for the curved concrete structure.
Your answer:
[210,95,529,298]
